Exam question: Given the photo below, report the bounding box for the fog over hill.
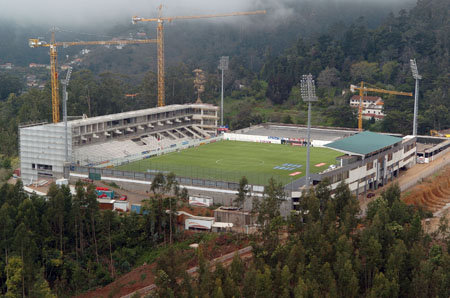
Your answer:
[0,0,414,28]
[0,0,415,72]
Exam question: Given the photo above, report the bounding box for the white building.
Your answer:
[322,131,416,193]
[19,103,218,182]
[288,131,416,203]
[349,95,385,121]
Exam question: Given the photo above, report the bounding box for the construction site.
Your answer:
[3,0,450,296]
[16,5,450,227]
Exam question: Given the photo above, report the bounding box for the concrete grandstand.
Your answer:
[238,123,359,142]
[19,103,218,182]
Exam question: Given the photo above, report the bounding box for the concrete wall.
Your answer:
[224,133,282,144]
[214,209,257,227]
[20,123,72,183]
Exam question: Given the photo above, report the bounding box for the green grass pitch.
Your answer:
[116,140,342,185]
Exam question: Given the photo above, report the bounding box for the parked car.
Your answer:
[366,192,376,198]
[119,195,128,201]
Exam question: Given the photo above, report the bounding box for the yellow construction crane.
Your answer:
[132,5,266,107]
[350,81,413,131]
[29,31,157,123]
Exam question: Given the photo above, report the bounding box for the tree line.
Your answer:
[151,180,450,298]
[0,173,187,297]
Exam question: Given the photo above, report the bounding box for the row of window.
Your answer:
[404,142,416,153]
[32,163,53,171]
[330,171,349,183]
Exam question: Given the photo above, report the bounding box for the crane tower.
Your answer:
[132,6,266,107]
[29,30,156,123]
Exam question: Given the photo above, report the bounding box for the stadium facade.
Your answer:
[19,103,219,182]
[241,125,416,195]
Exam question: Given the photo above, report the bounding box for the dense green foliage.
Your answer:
[0,0,448,157]
[260,0,449,134]
[0,173,188,296]
[153,181,450,298]
[117,140,341,185]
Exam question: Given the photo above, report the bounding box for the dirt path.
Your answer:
[120,246,253,298]
[77,235,251,298]
[77,263,157,298]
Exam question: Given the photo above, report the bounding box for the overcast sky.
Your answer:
[0,0,279,27]
[1,0,413,28]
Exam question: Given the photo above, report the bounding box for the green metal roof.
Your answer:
[325,131,402,156]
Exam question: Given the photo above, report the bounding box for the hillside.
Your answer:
[1,0,448,158]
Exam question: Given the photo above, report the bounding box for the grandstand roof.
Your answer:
[324,131,402,156]
[39,103,218,128]
[241,124,357,142]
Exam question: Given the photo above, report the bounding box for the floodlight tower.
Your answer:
[61,67,72,163]
[300,74,318,186]
[410,59,422,136]
[218,56,229,127]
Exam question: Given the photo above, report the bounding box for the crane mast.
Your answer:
[350,81,413,131]
[133,6,266,107]
[50,31,60,123]
[29,33,156,123]
[157,18,164,107]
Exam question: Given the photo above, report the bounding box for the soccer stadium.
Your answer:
[117,140,342,185]
[19,104,416,205]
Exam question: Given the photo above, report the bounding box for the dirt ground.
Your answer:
[77,263,157,298]
[77,233,250,298]
[402,167,450,213]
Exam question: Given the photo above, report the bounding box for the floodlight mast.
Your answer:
[410,59,422,136]
[300,74,318,187]
[62,67,72,163]
[218,56,229,127]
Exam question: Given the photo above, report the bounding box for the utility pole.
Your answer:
[410,59,422,136]
[301,74,317,187]
[61,67,72,163]
[218,56,229,127]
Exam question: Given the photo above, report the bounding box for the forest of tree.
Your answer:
[0,1,448,296]
[0,172,190,296]
[152,181,450,298]
[2,171,450,296]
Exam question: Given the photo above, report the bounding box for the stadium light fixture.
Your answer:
[300,74,318,187]
[218,56,229,128]
[62,66,72,164]
[410,59,422,136]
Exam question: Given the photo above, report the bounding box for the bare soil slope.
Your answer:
[403,167,450,212]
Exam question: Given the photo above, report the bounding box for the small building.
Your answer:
[349,95,385,121]
[416,136,450,163]
[0,63,13,69]
[214,206,257,227]
[98,198,114,210]
[180,211,233,232]
[185,217,214,230]
[189,195,213,207]
[114,201,129,212]
[29,63,48,68]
